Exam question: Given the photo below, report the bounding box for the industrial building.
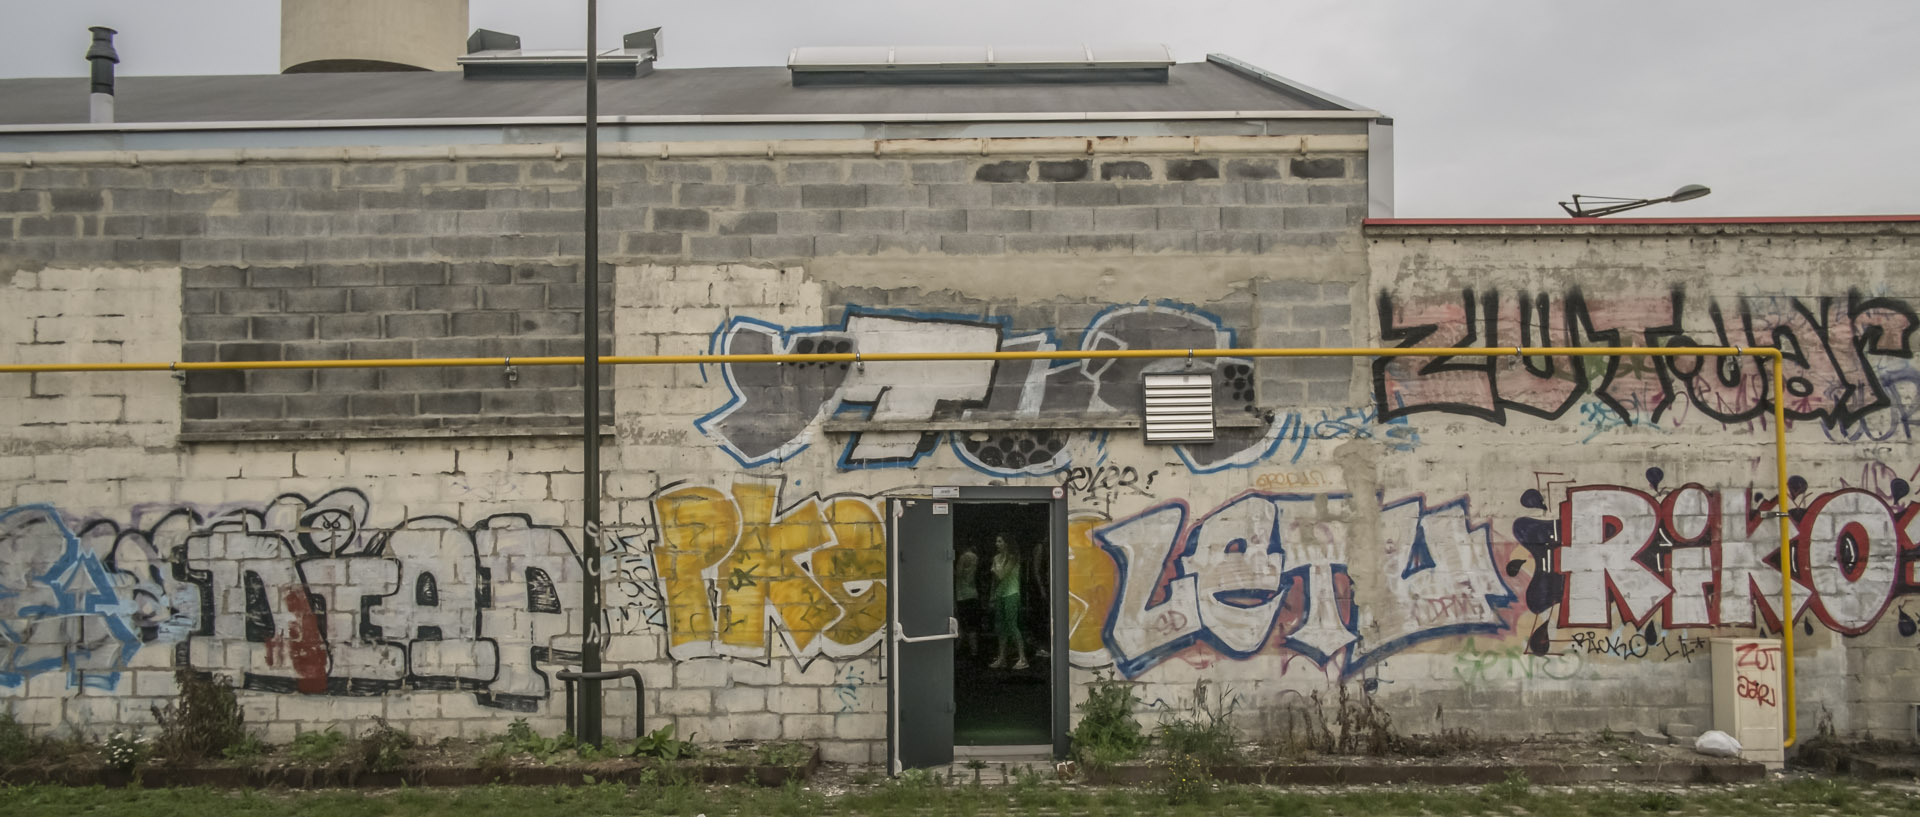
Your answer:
[1,0,1914,771]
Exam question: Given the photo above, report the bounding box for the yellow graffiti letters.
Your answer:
[650,481,887,660]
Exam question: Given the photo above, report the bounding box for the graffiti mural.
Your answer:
[1065,511,1118,665]
[1518,473,1920,639]
[0,492,587,710]
[649,478,887,664]
[1376,288,1918,430]
[1452,636,1585,688]
[1270,405,1420,463]
[10,473,1915,701]
[0,505,189,690]
[697,303,1333,476]
[1093,491,1517,678]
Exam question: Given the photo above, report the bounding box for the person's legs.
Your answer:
[991,592,1019,668]
[959,598,982,657]
[1009,593,1028,669]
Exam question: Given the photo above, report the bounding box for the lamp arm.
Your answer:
[1565,194,1675,218]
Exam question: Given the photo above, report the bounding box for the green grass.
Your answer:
[0,778,1914,817]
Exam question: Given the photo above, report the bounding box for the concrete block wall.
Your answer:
[178,261,613,435]
[5,142,1918,757]
[4,144,1364,438]
[1359,221,1920,742]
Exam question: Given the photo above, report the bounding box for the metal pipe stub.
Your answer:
[556,667,644,740]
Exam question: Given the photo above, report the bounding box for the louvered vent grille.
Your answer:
[1142,372,1215,443]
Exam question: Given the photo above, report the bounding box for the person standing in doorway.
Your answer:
[990,534,1028,670]
[954,545,982,658]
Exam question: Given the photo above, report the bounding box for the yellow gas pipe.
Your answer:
[0,344,1797,749]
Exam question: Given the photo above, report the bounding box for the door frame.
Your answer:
[886,485,1069,766]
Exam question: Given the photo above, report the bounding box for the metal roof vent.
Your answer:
[1142,372,1215,444]
[459,27,660,78]
[788,44,1172,86]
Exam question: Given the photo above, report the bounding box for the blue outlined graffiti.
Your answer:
[1095,491,1515,679]
[1267,404,1421,466]
[0,505,155,690]
[0,491,587,708]
[696,308,1024,470]
[696,302,1291,476]
[1823,361,1920,444]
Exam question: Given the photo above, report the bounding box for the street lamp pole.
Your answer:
[579,0,605,748]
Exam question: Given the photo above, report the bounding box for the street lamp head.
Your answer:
[1669,184,1711,203]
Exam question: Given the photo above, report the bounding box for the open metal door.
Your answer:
[888,498,957,773]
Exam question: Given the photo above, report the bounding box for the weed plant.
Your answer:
[288,729,348,764]
[358,718,415,772]
[631,724,696,761]
[495,718,575,761]
[0,713,33,765]
[1155,681,1241,765]
[1398,705,1496,758]
[1265,683,1405,757]
[754,740,812,768]
[222,732,267,762]
[1068,673,1145,769]
[150,670,248,762]
[102,732,148,772]
[1158,752,1214,805]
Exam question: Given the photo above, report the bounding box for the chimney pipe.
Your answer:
[86,26,119,124]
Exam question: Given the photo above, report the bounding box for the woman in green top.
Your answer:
[989,535,1028,670]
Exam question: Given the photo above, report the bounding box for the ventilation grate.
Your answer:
[1142,372,1215,444]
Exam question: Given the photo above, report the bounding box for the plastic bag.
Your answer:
[1694,730,1743,757]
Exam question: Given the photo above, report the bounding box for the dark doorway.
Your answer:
[951,501,1052,746]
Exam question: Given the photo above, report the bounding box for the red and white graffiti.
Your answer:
[1552,484,1917,635]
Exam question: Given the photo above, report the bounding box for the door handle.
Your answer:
[894,617,960,644]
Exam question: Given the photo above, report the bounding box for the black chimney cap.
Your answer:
[86,26,120,64]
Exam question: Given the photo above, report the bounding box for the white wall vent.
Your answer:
[1142,372,1215,444]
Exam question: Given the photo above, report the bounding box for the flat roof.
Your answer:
[1366,216,1920,226]
[0,59,1366,129]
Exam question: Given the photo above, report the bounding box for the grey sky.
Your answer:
[2,1,1915,218]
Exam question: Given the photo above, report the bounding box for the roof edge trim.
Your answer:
[0,108,1380,135]
[0,134,1372,167]
[1205,54,1377,115]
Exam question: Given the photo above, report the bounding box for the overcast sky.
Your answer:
[2,1,1915,218]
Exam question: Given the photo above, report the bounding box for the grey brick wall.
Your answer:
[1255,281,1357,406]
[3,146,1365,436]
[178,262,611,436]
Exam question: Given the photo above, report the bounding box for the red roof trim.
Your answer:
[1365,216,1920,226]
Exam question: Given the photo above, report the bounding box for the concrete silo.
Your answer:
[282,0,468,73]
